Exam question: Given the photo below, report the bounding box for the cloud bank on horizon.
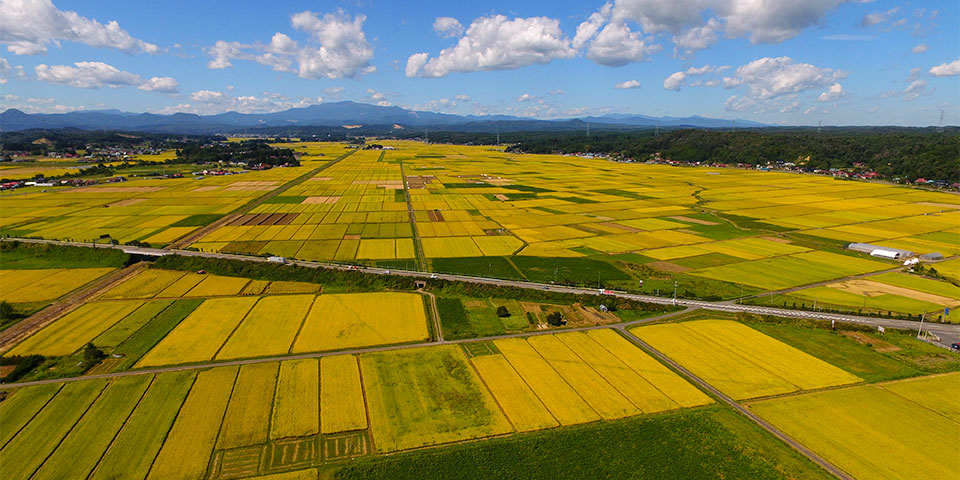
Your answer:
[0,0,957,126]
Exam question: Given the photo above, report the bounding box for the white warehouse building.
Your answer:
[846,242,915,259]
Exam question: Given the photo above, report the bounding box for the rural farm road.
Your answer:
[5,237,959,347]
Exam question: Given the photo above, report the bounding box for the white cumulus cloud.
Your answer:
[207,9,374,80]
[405,15,575,77]
[0,0,157,55]
[35,61,141,88]
[33,60,178,93]
[672,18,721,55]
[586,22,660,66]
[433,17,464,38]
[817,83,844,102]
[615,79,641,89]
[663,71,686,90]
[609,0,848,45]
[722,56,846,112]
[929,58,960,77]
[138,76,179,93]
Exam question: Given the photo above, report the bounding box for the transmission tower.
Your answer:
[938,110,945,133]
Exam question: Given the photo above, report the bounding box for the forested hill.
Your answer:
[505,129,959,182]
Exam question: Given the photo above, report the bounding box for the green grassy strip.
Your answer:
[169,214,225,227]
[0,241,129,269]
[435,297,470,340]
[0,379,108,480]
[111,298,203,371]
[32,375,153,480]
[334,406,830,480]
[93,299,174,349]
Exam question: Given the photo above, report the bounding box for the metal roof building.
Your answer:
[846,243,915,258]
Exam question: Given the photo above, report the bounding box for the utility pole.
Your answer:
[917,313,925,337]
[673,280,678,306]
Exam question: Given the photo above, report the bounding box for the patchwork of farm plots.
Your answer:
[191,149,418,262]
[0,267,115,304]
[0,332,713,479]
[748,372,960,480]
[3,141,957,299]
[2,268,429,366]
[631,320,862,400]
[0,155,330,246]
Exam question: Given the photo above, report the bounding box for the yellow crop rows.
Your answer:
[184,275,251,296]
[7,300,143,356]
[136,297,258,367]
[100,269,185,299]
[292,292,429,352]
[1,267,115,303]
[320,355,368,434]
[632,320,860,400]
[494,337,600,425]
[689,320,861,390]
[555,331,681,414]
[527,335,638,420]
[270,359,319,439]
[749,375,959,480]
[585,329,712,408]
[216,294,314,360]
[217,362,279,449]
[469,353,559,432]
[147,366,238,480]
[877,372,960,423]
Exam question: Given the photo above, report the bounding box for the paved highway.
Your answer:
[6,237,959,347]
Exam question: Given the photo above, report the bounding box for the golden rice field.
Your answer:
[748,372,960,480]
[292,292,429,352]
[6,300,144,356]
[631,320,862,400]
[270,359,320,439]
[0,267,115,304]
[320,355,368,434]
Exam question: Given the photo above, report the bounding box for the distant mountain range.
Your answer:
[0,101,770,134]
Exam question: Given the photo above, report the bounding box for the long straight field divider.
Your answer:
[615,327,855,480]
[167,149,359,249]
[398,159,426,271]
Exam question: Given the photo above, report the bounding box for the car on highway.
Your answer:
[430,274,438,279]
[951,342,960,351]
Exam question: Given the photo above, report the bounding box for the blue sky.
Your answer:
[1,0,957,125]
